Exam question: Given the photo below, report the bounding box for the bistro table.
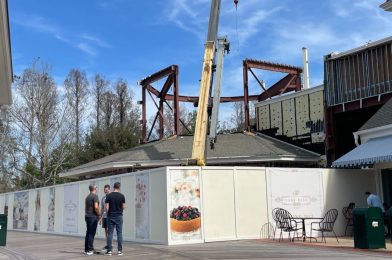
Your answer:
[292,217,323,242]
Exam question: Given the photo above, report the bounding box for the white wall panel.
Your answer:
[121,175,134,240]
[7,193,13,229]
[27,191,35,231]
[266,168,325,239]
[54,186,64,233]
[150,169,168,244]
[234,168,267,239]
[78,182,89,236]
[0,194,3,214]
[202,168,236,242]
[40,188,48,232]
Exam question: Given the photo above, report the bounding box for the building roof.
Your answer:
[0,0,13,106]
[255,84,323,107]
[60,133,320,179]
[380,0,392,11]
[358,98,392,132]
[327,36,392,60]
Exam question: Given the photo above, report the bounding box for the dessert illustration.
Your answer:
[170,206,201,232]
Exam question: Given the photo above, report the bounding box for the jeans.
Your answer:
[107,215,123,252]
[85,216,98,252]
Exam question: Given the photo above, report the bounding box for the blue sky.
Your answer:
[8,0,392,122]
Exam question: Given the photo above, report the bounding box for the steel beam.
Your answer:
[243,59,302,131]
[145,84,160,97]
[139,57,303,142]
[244,59,302,75]
[243,60,250,131]
[141,85,147,143]
[160,75,174,97]
[258,74,297,101]
[139,65,178,143]
[160,94,260,103]
[173,66,180,136]
[139,65,177,86]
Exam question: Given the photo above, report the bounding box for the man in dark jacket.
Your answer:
[84,184,101,255]
[105,182,126,256]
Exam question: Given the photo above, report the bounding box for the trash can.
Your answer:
[353,207,385,249]
[0,214,7,246]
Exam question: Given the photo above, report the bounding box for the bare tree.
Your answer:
[64,69,89,148]
[0,107,16,191]
[114,79,131,127]
[10,61,71,187]
[92,74,109,128]
[231,101,244,132]
[145,102,193,140]
[101,91,116,128]
[217,120,231,134]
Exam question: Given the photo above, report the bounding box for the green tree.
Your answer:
[80,125,140,163]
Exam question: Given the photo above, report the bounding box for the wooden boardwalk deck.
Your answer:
[0,231,391,259]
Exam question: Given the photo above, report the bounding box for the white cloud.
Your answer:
[75,43,97,57]
[13,13,60,34]
[12,12,111,58]
[81,34,112,48]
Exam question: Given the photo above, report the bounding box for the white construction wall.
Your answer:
[0,166,380,245]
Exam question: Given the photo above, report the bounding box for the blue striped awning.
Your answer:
[332,135,392,168]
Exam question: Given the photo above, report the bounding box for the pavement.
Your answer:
[1,231,392,259]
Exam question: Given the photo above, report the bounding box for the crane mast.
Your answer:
[191,0,233,166]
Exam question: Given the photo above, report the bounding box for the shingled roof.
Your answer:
[60,133,320,179]
[358,98,392,131]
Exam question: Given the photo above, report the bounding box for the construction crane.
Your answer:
[191,0,237,166]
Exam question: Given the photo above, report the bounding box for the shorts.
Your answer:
[102,218,108,229]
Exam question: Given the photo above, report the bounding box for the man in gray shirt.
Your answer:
[99,184,110,251]
[84,184,101,255]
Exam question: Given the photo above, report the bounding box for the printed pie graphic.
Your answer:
[170,206,201,232]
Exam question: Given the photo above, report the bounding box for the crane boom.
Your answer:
[191,41,215,166]
[191,0,236,166]
[206,0,221,42]
[209,37,229,146]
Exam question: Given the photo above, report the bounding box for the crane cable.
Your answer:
[234,0,240,52]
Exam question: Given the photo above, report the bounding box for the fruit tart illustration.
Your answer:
[170,206,201,232]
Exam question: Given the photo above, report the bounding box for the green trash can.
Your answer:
[0,214,7,246]
[353,207,385,249]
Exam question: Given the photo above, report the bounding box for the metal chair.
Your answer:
[259,222,275,239]
[342,206,353,236]
[271,208,281,240]
[275,208,301,242]
[310,209,339,243]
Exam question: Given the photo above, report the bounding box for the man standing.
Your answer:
[99,184,110,251]
[105,182,126,256]
[85,184,101,255]
[365,191,384,212]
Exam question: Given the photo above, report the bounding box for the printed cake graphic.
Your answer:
[169,169,202,241]
[170,206,201,232]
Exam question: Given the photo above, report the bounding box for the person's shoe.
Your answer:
[101,246,108,252]
[85,250,94,255]
[118,251,123,256]
[105,251,113,256]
